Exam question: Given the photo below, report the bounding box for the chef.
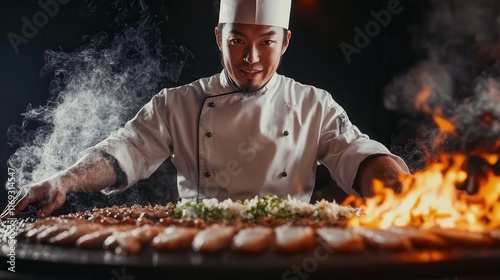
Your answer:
[5,0,409,218]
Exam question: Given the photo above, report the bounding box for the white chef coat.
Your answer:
[82,70,408,202]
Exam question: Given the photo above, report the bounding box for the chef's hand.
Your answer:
[355,154,411,197]
[1,174,70,219]
[1,153,118,219]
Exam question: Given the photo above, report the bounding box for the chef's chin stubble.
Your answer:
[218,51,285,93]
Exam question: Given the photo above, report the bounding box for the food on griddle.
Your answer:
[274,225,316,252]
[49,223,103,246]
[152,226,200,250]
[76,227,118,249]
[131,225,164,244]
[101,225,164,254]
[191,225,237,253]
[9,194,500,255]
[316,227,365,252]
[104,231,142,254]
[232,226,274,253]
[35,223,75,244]
[352,227,413,251]
[19,217,62,242]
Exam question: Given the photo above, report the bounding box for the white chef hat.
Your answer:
[218,0,292,29]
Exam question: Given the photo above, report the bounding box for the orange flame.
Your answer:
[345,153,500,231]
[414,84,457,147]
[414,84,432,115]
[344,84,500,231]
[433,116,456,135]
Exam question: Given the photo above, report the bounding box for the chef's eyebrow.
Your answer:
[229,29,277,37]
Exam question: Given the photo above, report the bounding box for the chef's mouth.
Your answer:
[240,68,263,78]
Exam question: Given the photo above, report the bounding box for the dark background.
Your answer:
[0,0,424,210]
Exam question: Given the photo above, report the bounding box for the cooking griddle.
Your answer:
[2,242,500,280]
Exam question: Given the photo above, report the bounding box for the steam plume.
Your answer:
[384,0,500,170]
[7,0,192,209]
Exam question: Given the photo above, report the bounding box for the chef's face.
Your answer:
[215,23,291,92]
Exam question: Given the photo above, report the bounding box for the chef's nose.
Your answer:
[243,44,259,64]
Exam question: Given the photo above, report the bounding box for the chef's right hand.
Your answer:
[1,180,68,219]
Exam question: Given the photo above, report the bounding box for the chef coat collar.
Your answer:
[220,69,278,95]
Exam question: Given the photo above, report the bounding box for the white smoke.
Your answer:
[384,0,500,169]
[6,0,192,207]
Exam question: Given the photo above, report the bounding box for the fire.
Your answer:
[432,116,456,135]
[345,153,500,231]
[344,83,500,232]
[414,83,432,114]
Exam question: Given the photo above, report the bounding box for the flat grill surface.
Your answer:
[3,208,500,280]
[2,242,500,280]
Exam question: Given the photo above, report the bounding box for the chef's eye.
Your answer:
[229,39,244,44]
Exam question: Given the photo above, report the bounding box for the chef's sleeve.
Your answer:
[316,92,408,196]
[79,89,172,194]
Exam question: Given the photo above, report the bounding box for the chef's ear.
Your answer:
[281,30,292,55]
[215,25,223,51]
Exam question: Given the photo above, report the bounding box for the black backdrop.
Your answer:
[0,0,423,210]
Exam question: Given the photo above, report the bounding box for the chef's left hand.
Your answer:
[355,155,410,197]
